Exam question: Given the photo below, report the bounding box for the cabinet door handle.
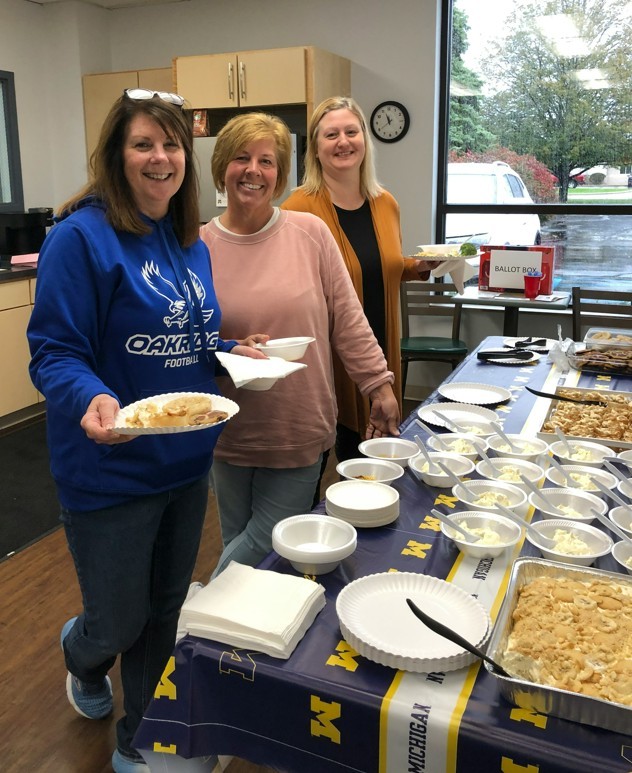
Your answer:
[239,61,246,100]
[227,62,235,100]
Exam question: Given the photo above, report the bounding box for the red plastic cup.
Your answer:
[524,274,542,300]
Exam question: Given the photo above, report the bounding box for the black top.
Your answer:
[334,201,386,352]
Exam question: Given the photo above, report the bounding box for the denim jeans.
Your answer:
[211,458,322,575]
[60,476,208,757]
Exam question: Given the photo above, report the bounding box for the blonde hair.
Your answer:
[301,96,383,199]
[58,94,200,246]
[212,112,292,199]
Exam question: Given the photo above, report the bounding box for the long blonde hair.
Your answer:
[212,112,292,199]
[301,96,383,199]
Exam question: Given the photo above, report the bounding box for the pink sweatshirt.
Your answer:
[200,210,394,468]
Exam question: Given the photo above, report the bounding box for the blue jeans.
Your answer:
[60,476,208,757]
[211,458,322,575]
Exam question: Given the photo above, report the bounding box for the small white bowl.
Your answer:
[408,452,474,488]
[548,439,610,468]
[611,539,632,575]
[241,376,280,391]
[525,519,614,566]
[272,513,357,575]
[475,458,544,492]
[358,438,420,467]
[617,478,632,501]
[609,505,632,536]
[448,419,495,438]
[336,457,404,486]
[452,479,528,517]
[486,434,549,464]
[254,336,315,361]
[427,432,487,461]
[439,511,522,558]
[325,480,399,527]
[545,464,618,495]
[528,487,607,523]
[617,449,632,465]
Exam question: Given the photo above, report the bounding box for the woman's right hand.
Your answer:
[80,393,134,445]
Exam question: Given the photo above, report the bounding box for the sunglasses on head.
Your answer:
[124,88,185,107]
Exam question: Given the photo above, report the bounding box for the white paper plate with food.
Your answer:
[112,392,239,435]
[437,382,511,406]
[413,243,479,260]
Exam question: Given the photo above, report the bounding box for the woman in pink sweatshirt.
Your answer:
[200,112,399,573]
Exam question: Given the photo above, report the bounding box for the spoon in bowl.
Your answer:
[436,461,476,498]
[432,409,466,433]
[414,419,449,449]
[518,474,565,516]
[603,459,630,485]
[587,507,632,547]
[413,434,440,474]
[592,477,632,511]
[430,508,478,543]
[554,426,575,458]
[490,422,520,453]
[494,502,557,548]
[548,456,581,488]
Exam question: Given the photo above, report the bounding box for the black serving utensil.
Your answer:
[525,386,608,407]
[477,349,535,362]
[405,598,512,677]
[513,338,547,348]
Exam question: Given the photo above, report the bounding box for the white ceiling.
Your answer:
[27,0,188,9]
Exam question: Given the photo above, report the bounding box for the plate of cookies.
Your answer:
[112,392,239,435]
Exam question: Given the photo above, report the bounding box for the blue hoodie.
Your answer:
[28,199,236,511]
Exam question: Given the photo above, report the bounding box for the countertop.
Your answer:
[0,260,37,283]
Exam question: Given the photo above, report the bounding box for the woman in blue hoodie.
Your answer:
[27,90,263,773]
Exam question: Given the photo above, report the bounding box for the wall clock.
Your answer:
[370,101,410,143]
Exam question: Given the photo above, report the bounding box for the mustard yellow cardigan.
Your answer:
[282,188,420,434]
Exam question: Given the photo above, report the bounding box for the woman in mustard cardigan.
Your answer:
[283,96,436,466]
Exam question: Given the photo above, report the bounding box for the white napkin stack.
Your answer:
[215,351,307,389]
[179,562,326,659]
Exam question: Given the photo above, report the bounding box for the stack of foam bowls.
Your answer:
[325,480,399,527]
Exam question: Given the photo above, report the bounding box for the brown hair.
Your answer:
[302,96,382,199]
[211,112,292,199]
[58,94,200,246]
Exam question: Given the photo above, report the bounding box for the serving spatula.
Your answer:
[525,386,607,407]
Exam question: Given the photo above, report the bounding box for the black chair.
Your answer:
[571,286,632,341]
[400,281,468,394]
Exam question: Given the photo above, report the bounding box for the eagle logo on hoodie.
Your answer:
[141,261,214,329]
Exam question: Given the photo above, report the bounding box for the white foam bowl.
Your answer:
[254,336,315,361]
[486,434,549,464]
[439,511,522,559]
[525,519,613,566]
[272,514,357,575]
[548,439,610,468]
[452,480,528,518]
[447,418,495,438]
[545,464,618,496]
[408,452,474,488]
[527,487,607,523]
[427,432,487,461]
[336,457,404,486]
[241,376,279,391]
[617,449,632,465]
[617,478,632,501]
[475,458,544,493]
[611,539,632,575]
[609,505,632,536]
[325,480,399,526]
[358,438,420,467]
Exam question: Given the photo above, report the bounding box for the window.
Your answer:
[437,0,632,292]
[0,70,24,213]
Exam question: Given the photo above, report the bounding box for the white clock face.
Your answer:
[371,102,410,142]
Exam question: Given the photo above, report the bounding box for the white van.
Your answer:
[446,162,541,247]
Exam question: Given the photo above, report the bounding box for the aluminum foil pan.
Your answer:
[485,557,632,733]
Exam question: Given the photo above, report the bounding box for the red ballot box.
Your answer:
[479,245,555,294]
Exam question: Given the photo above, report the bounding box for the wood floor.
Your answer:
[0,454,341,773]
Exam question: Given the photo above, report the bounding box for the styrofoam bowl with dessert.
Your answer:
[253,336,315,361]
[548,439,610,468]
[439,511,522,559]
[611,539,632,575]
[452,479,528,518]
[617,477,632,501]
[609,505,632,537]
[545,464,618,496]
[358,438,420,467]
[427,432,487,461]
[408,452,475,488]
[475,458,545,493]
[448,418,496,438]
[617,448,632,465]
[527,487,607,523]
[336,457,404,486]
[525,519,614,566]
[486,434,549,464]
[272,513,357,575]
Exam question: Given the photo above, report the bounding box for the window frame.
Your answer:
[435,0,632,242]
[0,69,24,214]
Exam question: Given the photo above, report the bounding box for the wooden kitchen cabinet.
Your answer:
[174,46,350,117]
[82,67,173,163]
[0,280,39,417]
